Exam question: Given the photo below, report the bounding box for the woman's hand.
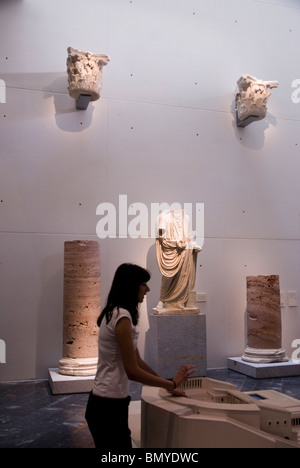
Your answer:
[170,388,190,398]
[173,365,196,389]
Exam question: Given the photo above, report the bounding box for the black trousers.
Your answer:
[85,391,132,449]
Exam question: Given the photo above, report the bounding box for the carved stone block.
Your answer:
[236,74,278,127]
[67,47,110,103]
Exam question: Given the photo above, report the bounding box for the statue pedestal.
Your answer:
[146,312,207,379]
[48,368,95,395]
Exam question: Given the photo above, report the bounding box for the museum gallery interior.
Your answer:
[1,0,300,449]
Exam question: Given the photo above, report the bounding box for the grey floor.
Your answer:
[1,368,300,448]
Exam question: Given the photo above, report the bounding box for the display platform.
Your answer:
[228,357,300,379]
[48,368,94,395]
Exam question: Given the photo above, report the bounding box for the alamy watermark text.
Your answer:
[0,339,6,363]
[0,79,6,104]
[292,79,300,104]
[292,339,300,362]
[96,195,204,247]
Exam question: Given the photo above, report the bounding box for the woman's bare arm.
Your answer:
[115,317,195,392]
[135,348,159,376]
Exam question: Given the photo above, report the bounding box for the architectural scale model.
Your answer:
[141,377,300,448]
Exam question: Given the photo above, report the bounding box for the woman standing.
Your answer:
[85,263,195,449]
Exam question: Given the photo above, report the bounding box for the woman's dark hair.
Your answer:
[97,263,151,327]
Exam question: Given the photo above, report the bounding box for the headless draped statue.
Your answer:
[154,210,202,315]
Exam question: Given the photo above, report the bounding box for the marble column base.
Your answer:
[59,356,98,376]
[242,347,289,364]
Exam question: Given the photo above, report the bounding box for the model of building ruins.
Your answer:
[236,74,278,127]
[153,210,202,315]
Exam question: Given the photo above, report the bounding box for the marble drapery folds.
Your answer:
[154,210,201,315]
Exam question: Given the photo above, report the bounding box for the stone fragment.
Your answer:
[67,47,110,102]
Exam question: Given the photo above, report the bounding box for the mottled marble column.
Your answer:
[59,240,100,376]
[242,275,288,363]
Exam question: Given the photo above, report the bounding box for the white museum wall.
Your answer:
[0,0,299,381]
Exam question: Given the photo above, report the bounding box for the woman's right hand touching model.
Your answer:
[168,365,196,397]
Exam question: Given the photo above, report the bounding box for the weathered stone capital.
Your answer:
[67,47,110,102]
[236,74,278,127]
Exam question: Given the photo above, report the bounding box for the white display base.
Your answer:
[48,368,95,395]
[152,307,200,316]
[228,357,300,379]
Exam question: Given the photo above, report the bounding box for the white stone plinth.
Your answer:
[48,368,95,395]
[228,357,300,379]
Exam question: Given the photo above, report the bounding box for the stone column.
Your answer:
[59,240,100,376]
[242,275,288,363]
